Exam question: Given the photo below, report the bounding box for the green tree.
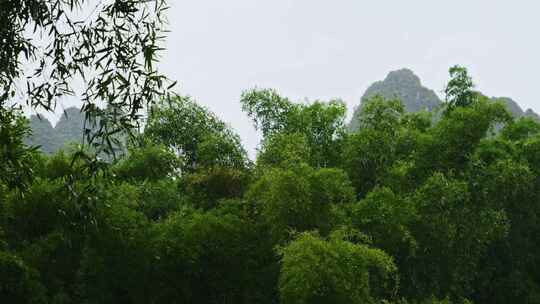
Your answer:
[256,132,312,169]
[247,164,354,241]
[414,98,511,176]
[241,88,347,167]
[278,231,397,304]
[350,187,417,273]
[501,117,540,141]
[0,251,46,304]
[77,183,152,304]
[150,210,261,303]
[145,96,249,172]
[0,106,37,190]
[182,167,249,210]
[113,143,181,182]
[444,65,476,110]
[342,96,405,198]
[470,158,540,304]
[406,173,507,301]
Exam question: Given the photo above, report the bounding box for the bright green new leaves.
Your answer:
[242,88,347,167]
[241,88,295,137]
[444,65,476,110]
[278,232,397,304]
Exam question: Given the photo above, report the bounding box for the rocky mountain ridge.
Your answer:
[349,68,539,131]
[25,107,86,153]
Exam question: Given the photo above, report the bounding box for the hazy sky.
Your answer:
[156,0,540,155]
[46,0,540,156]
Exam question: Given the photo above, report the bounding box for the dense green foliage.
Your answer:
[2,68,540,304]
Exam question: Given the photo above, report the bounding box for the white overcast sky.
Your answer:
[48,0,540,155]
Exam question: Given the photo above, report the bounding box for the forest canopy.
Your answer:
[1,65,540,304]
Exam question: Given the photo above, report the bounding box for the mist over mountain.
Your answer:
[25,107,129,156]
[349,69,539,131]
[54,107,86,145]
[25,107,86,153]
[493,97,540,121]
[349,69,442,131]
[25,70,539,154]
[26,115,59,154]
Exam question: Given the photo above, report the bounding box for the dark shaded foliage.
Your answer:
[1,66,539,304]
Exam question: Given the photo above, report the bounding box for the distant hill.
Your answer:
[349,69,539,130]
[493,97,540,121]
[349,69,442,131]
[525,109,540,120]
[26,107,128,155]
[25,107,86,153]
